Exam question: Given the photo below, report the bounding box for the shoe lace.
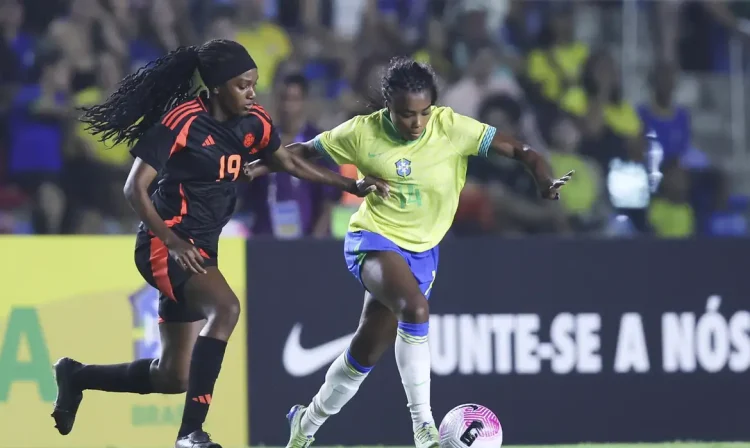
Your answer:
[292,432,314,448]
[415,423,438,444]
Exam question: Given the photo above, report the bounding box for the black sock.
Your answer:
[71,358,155,394]
[177,336,227,438]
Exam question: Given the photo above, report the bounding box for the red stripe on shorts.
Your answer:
[149,238,176,302]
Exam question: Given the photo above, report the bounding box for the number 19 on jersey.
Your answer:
[217,154,242,181]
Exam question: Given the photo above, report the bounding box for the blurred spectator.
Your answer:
[335,55,390,122]
[448,0,508,37]
[1,0,35,79]
[648,159,695,238]
[224,0,292,95]
[348,0,408,63]
[149,0,180,52]
[413,18,454,82]
[449,5,494,72]
[167,0,199,46]
[0,0,25,163]
[701,169,749,237]
[546,116,607,231]
[126,0,187,73]
[456,94,568,236]
[128,2,172,73]
[443,46,521,119]
[697,0,750,73]
[66,52,133,234]
[47,0,127,92]
[501,0,544,55]
[7,45,72,234]
[376,0,431,47]
[525,6,589,103]
[637,62,691,164]
[561,50,643,171]
[241,74,341,239]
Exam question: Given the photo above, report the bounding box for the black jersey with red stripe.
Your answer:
[129,94,280,254]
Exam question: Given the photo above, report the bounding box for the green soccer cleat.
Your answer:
[285,405,315,448]
[414,421,440,448]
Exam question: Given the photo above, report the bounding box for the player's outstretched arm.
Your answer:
[490,133,574,200]
[266,146,390,198]
[241,141,319,181]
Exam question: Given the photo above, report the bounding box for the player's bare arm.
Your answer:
[489,133,574,200]
[241,140,318,181]
[124,158,206,275]
[261,146,390,198]
[286,140,320,159]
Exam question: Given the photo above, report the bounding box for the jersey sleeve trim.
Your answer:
[248,111,272,149]
[168,115,198,158]
[478,126,496,158]
[162,100,204,130]
[312,135,336,163]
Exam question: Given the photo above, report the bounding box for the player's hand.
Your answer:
[355,176,390,198]
[165,236,207,274]
[542,170,574,200]
[243,159,271,181]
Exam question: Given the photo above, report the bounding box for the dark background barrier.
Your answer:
[246,238,750,446]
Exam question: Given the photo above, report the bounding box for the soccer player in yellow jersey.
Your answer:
[247,57,573,448]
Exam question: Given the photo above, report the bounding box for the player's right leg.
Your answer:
[52,319,203,434]
[287,293,397,448]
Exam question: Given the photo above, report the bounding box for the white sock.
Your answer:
[300,350,370,436]
[395,321,434,431]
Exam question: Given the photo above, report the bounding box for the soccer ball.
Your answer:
[438,404,503,448]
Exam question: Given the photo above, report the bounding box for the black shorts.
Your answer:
[134,231,218,323]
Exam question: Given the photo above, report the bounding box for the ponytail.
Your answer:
[80,46,200,147]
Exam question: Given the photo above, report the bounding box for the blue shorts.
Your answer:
[344,230,439,299]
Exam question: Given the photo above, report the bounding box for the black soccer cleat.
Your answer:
[175,430,223,448]
[51,357,84,435]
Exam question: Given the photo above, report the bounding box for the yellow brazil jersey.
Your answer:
[560,87,643,138]
[526,43,589,101]
[236,23,291,94]
[74,87,130,165]
[313,107,496,252]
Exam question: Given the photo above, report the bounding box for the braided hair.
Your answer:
[381,57,439,107]
[80,39,249,147]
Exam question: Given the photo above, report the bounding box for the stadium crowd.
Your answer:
[0,0,747,238]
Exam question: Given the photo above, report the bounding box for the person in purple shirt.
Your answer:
[638,62,691,163]
[241,73,341,238]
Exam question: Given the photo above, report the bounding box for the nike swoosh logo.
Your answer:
[282,323,355,377]
[367,153,381,158]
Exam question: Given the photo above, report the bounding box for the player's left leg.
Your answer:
[359,250,438,447]
[172,266,241,448]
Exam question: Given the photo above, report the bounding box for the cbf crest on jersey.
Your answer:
[395,158,412,178]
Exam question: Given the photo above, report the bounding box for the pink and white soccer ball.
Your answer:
[438,404,503,448]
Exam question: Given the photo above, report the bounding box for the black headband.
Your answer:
[194,43,257,89]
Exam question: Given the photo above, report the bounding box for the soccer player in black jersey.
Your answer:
[50,39,388,448]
